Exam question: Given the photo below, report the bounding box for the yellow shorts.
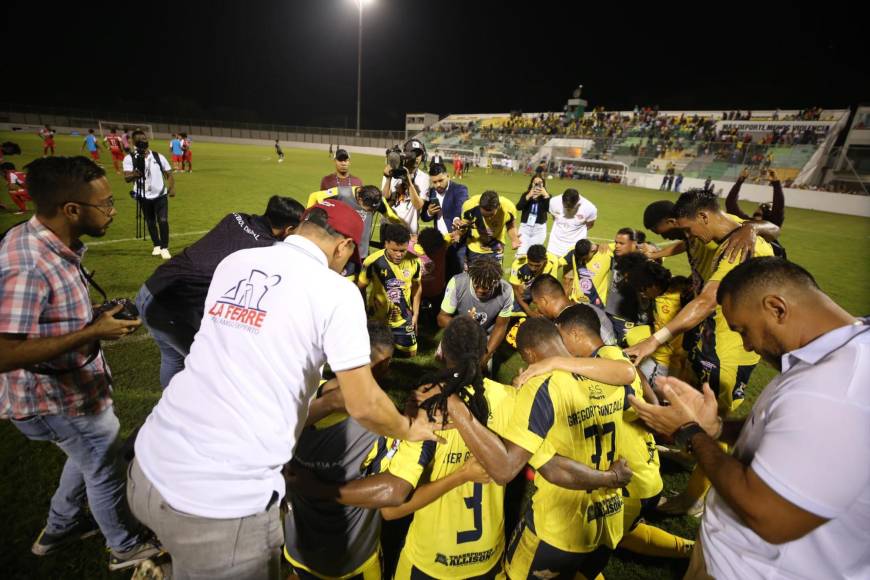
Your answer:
[505,519,611,580]
[285,547,380,580]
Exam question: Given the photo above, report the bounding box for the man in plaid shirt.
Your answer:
[0,156,160,571]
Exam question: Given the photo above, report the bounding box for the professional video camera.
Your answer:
[385,139,427,179]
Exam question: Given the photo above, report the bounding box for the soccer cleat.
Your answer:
[31,516,101,556]
[108,539,163,571]
[160,249,171,260]
[152,246,162,256]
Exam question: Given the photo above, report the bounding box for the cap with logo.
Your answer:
[302,199,364,265]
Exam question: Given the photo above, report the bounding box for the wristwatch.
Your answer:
[674,422,706,453]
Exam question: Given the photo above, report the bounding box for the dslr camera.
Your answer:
[92,298,140,322]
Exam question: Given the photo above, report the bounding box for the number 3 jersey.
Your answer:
[384,379,515,578]
[504,370,626,554]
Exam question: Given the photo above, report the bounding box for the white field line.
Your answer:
[89,230,209,246]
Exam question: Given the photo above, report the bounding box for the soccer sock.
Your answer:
[620,523,694,559]
[11,193,27,211]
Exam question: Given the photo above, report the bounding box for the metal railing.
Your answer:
[0,103,410,148]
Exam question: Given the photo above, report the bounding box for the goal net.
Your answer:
[97,120,154,141]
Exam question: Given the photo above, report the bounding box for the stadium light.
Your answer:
[354,0,373,136]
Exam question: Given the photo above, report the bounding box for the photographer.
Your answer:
[380,139,430,207]
[123,130,175,259]
[515,174,551,256]
[136,196,304,388]
[0,156,159,571]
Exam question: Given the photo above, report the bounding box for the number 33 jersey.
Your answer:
[385,379,515,578]
[504,370,626,554]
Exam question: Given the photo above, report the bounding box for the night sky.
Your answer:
[5,0,867,130]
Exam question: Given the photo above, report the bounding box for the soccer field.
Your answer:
[2,132,869,579]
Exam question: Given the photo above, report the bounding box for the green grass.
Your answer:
[2,132,869,579]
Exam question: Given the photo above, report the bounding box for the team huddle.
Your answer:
[243,140,784,578]
[16,136,865,580]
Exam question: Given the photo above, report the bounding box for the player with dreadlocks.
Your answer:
[438,257,515,368]
[324,315,497,578]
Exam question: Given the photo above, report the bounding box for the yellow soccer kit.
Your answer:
[594,346,663,528]
[359,250,421,356]
[387,379,514,579]
[509,252,565,303]
[461,194,518,256]
[562,246,611,306]
[691,232,774,411]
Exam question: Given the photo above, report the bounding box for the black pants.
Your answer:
[140,195,170,249]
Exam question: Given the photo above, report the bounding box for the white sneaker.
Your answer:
[151,247,161,256]
[160,249,171,260]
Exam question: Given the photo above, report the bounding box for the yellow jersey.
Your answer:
[503,370,624,554]
[386,379,515,577]
[563,246,611,306]
[651,288,685,367]
[693,233,774,366]
[595,346,662,501]
[461,194,518,255]
[509,252,565,301]
[359,249,421,329]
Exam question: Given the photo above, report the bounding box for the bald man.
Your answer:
[630,257,870,580]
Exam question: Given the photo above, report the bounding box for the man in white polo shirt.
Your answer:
[629,257,870,580]
[127,199,443,580]
[546,187,597,257]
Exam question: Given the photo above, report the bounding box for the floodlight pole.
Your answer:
[356,1,363,136]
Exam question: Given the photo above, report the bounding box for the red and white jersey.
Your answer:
[105,134,123,150]
[39,129,55,141]
[181,138,191,150]
[7,171,26,188]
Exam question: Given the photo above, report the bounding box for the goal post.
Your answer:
[98,120,154,141]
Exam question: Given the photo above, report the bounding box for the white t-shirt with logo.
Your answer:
[700,323,870,580]
[134,235,371,519]
[123,151,172,200]
[546,194,598,257]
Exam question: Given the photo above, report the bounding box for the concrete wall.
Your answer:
[626,171,870,218]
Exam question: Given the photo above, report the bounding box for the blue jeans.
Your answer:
[11,406,142,551]
[136,284,196,388]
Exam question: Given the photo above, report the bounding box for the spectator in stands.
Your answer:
[136,196,304,388]
[515,174,551,256]
[320,148,363,191]
[546,188,597,257]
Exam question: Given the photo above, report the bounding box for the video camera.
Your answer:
[385,139,427,179]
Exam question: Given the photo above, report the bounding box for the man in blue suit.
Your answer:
[421,161,469,276]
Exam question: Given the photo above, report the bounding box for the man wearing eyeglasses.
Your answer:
[123,130,175,260]
[0,156,160,571]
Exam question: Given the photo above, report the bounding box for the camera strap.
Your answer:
[27,267,107,376]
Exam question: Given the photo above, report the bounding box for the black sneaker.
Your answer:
[31,516,101,556]
[109,539,163,572]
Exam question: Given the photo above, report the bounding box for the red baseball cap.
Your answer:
[302,199,364,265]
